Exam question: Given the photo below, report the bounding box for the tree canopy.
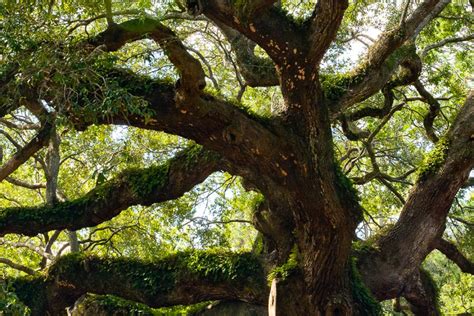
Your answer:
[0,0,473,315]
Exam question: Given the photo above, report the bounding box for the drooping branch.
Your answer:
[10,251,266,315]
[0,122,52,182]
[0,257,37,276]
[0,145,221,236]
[329,0,449,114]
[435,239,474,274]
[5,177,46,190]
[359,91,474,300]
[421,33,474,57]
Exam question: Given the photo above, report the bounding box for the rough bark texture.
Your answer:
[1,0,472,315]
[11,252,266,315]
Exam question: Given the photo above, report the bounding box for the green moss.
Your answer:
[120,164,169,200]
[272,6,308,28]
[252,233,265,255]
[180,143,219,170]
[120,17,161,34]
[0,144,222,233]
[350,258,382,316]
[352,240,378,256]
[334,162,359,202]
[232,0,255,20]
[155,301,210,315]
[385,43,416,70]
[419,268,440,312]
[48,250,264,298]
[334,162,363,221]
[10,276,47,316]
[322,43,416,103]
[321,72,365,102]
[75,294,158,315]
[0,196,90,232]
[416,137,450,181]
[267,245,299,283]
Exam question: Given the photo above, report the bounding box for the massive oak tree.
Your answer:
[0,0,473,315]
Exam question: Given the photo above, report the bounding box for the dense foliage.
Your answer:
[0,0,472,315]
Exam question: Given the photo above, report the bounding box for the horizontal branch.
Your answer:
[67,67,301,189]
[0,145,221,236]
[10,251,266,315]
[5,177,46,190]
[421,33,474,57]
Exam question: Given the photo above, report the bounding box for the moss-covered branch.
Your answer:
[9,251,266,315]
[357,92,474,301]
[90,17,205,92]
[68,66,301,189]
[328,0,448,114]
[0,145,221,236]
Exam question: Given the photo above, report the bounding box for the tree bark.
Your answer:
[1,1,469,315]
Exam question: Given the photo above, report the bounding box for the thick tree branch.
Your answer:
[201,1,305,65]
[67,67,300,189]
[79,19,300,186]
[10,251,266,315]
[329,0,449,114]
[0,146,221,236]
[217,24,279,87]
[89,17,205,92]
[402,269,440,316]
[0,122,52,182]
[308,0,349,65]
[5,177,46,190]
[360,91,474,300]
[435,239,474,274]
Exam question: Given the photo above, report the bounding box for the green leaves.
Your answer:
[416,137,450,182]
[0,282,31,316]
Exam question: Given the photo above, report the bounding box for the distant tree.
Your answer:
[0,0,473,315]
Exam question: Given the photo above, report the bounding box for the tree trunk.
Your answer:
[251,74,366,314]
